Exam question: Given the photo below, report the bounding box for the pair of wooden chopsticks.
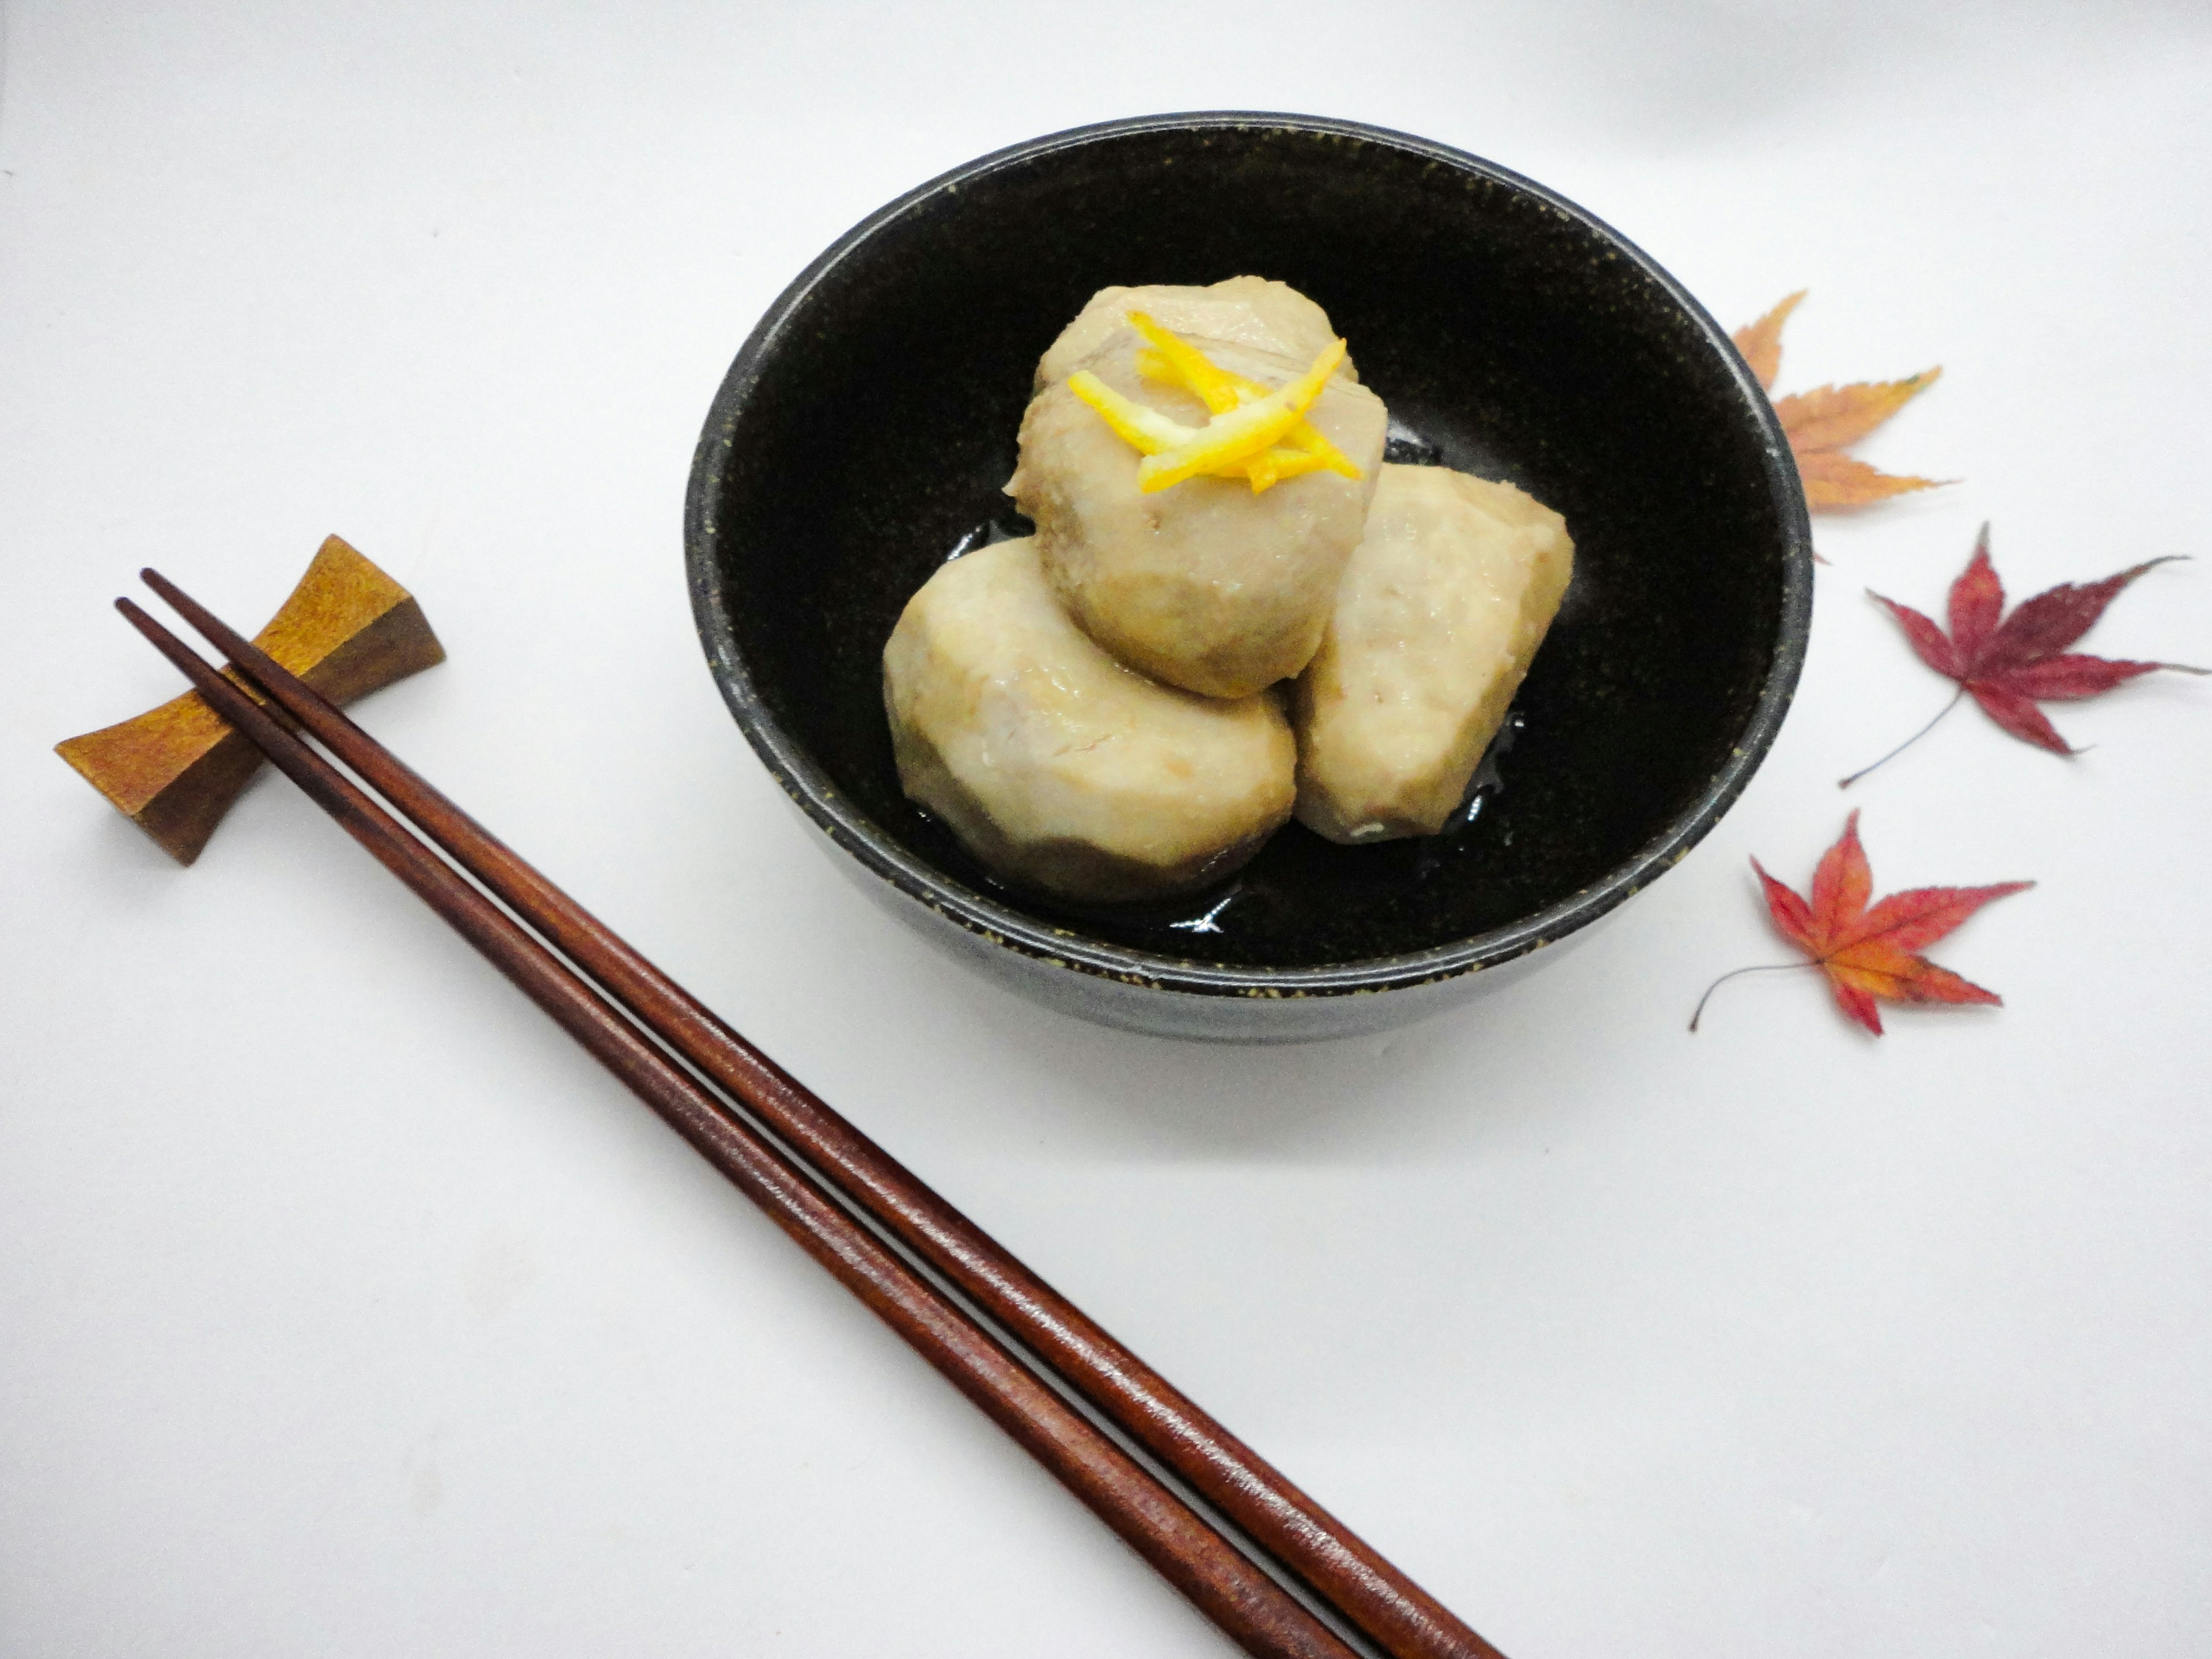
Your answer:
[117,571,1507,1659]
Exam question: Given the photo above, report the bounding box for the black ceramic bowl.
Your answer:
[687,113,1810,1042]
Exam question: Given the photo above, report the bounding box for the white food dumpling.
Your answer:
[1032,275,1359,393]
[1294,464,1574,844]
[882,536,1296,904]
[1008,330,1388,700]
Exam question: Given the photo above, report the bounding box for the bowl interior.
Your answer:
[692,116,1804,976]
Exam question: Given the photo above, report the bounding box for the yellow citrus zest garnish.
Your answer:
[1138,336,1347,495]
[1065,372,1192,455]
[1129,319,1247,415]
[1065,315,1363,494]
[1129,313,1362,489]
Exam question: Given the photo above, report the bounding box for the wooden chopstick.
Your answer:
[134,569,1508,1659]
[114,594,1362,1659]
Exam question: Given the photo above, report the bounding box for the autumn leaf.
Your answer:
[1733,290,1949,509]
[1692,812,2031,1036]
[1840,524,2206,784]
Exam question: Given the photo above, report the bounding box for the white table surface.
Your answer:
[5,4,2209,1655]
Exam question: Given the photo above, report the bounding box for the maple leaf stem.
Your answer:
[1688,961,1819,1033]
[1838,688,1965,789]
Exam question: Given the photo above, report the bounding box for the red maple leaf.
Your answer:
[1692,812,2031,1036]
[1842,525,2203,785]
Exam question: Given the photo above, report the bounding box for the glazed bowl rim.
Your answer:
[685,109,1813,1001]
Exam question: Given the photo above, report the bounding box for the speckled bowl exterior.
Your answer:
[687,112,1812,1042]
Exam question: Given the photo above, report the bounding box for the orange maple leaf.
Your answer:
[1693,812,2031,1036]
[1733,291,1950,510]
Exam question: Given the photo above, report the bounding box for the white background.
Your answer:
[4,3,2209,1655]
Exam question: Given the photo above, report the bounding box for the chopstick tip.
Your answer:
[115,595,168,641]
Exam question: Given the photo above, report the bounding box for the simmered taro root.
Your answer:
[1009,329,1387,699]
[882,536,1296,904]
[1294,465,1574,843]
[1033,276,1358,393]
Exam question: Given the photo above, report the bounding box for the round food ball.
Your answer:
[883,536,1296,904]
[1008,329,1388,699]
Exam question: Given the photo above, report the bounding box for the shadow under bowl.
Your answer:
[687,112,1811,1042]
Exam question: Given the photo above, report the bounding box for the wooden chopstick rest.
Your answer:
[56,536,444,863]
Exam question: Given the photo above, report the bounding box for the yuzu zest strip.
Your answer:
[1130,314,1361,484]
[1066,372,1193,454]
[1138,336,1347,494]
[1065,319,1361,493]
